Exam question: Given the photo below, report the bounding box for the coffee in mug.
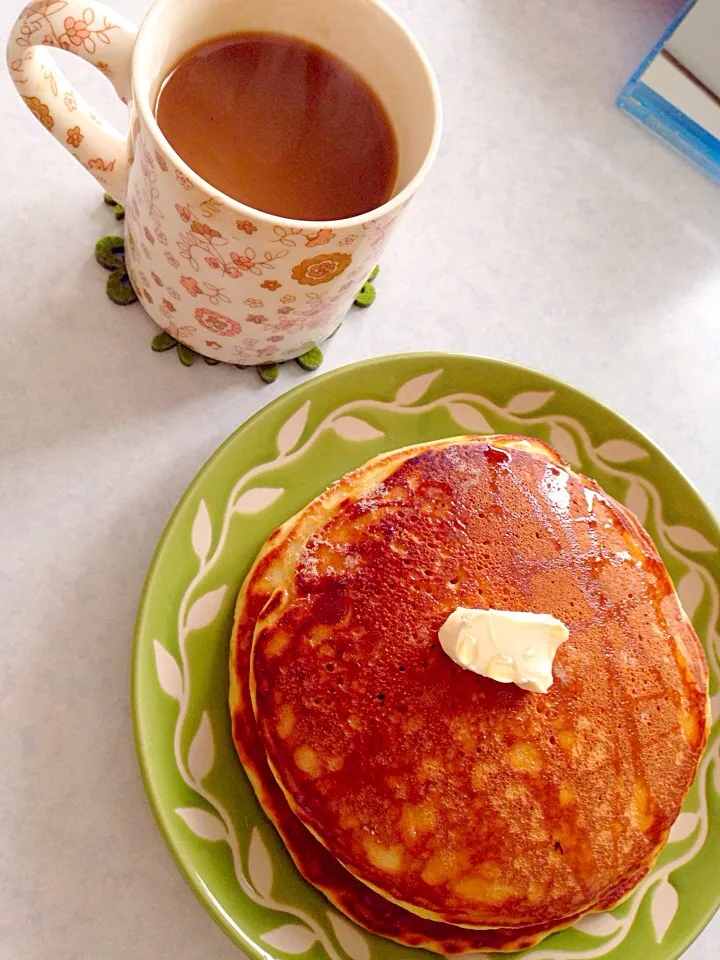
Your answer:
[155,33,399,222]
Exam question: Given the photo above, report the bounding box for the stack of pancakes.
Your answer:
[229,435,709,953]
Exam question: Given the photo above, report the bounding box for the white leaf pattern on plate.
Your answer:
[188,712,214,782]
[191,499,212,562]
[668,812,699,843]
[331,416,384,441]
[248,827,274,898]
[573,912,623,937]
[714,752,720,794]
[595,440,647,463]
[260,924,317,954]
[666,526,717,553]
[153,639,183,700]
[549,423,581,466]
[327,912,371,960]
[176,807,227,842]
[277,401,311,455]
[447,402,492,434]
[234,487,284,514]
[394,370,442,405]
[505,390,554,414]
[677,570,704,620]
[624,481,649,525]
[650,879,679,942]
[185,585,227,633]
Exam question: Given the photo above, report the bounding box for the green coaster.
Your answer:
[296,346,323,371]
[94,235,138,306]
[103,191,125,221]
[257,364,280,384]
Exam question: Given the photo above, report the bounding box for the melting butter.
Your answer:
[438,607,569,693]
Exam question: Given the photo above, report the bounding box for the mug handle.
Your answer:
[6,0,137,201]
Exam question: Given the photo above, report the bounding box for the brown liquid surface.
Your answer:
[155,33,398,221]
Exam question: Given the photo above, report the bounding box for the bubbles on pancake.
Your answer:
[297,550,320,581]
[355,485,387,514]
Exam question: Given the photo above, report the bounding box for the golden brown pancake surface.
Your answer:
[249,436,709,929]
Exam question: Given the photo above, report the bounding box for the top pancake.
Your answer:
[230,437,661,951]
[250,436,709,929]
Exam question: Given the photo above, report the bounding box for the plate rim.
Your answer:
[131,351,720,960]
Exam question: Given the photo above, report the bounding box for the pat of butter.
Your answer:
[438,607,569,694]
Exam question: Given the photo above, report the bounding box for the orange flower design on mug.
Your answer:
[305,229,336,247]
[88,157,115,171]
[24,1,53,16]
[66,125,83,147]
[191,220,221,239]
[180,276,202,296]
[291,252,352,286]
[194,307,241,336]
[60,17,91,47]
[22,95,52,130]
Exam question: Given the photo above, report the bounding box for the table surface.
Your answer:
[2,0,719,957]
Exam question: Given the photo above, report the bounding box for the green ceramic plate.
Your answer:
[133,354,720,960]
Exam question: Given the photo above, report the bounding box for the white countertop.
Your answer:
[1,0,719,957]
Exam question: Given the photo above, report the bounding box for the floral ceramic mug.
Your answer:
[7,0,441,364]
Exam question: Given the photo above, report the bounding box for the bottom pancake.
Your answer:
[229,439,660,952]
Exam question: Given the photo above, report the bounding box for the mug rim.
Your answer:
[132,0,443,230]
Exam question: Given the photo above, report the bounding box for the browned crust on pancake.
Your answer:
[249,436,710,929]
